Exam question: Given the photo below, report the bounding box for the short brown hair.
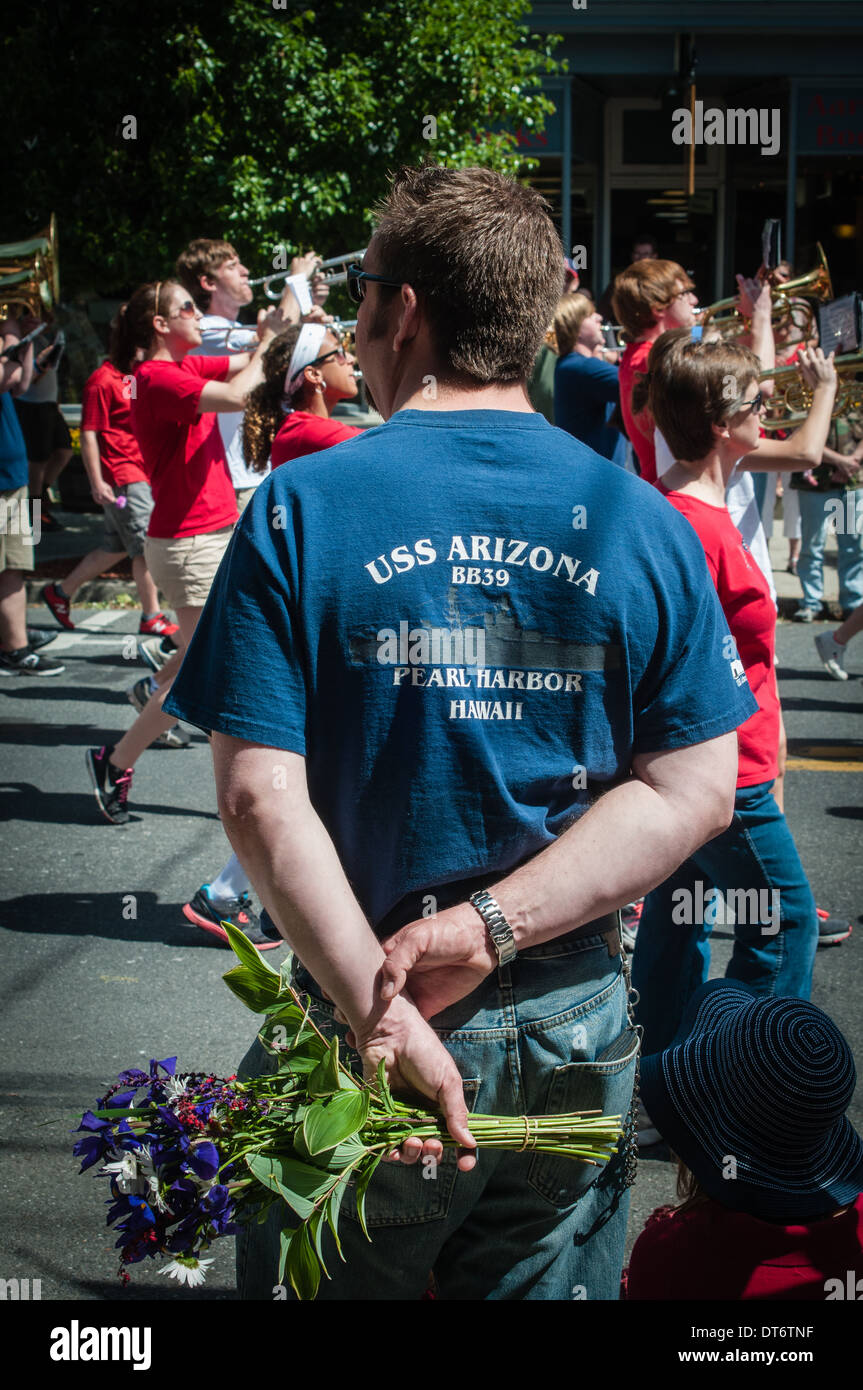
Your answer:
[369,164,565,383]
[175,239,239,311]
[645,328,761,461]
[553,293,594,357]
[611,259,694,340]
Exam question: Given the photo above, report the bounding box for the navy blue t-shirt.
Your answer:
[166,409,755,930]
[0,392,28,491]
[554,353,627,467]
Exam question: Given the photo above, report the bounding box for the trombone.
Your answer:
[758,349,863,432]
[249,249,367,301]
[0,214,59,320]
[700,244,833,341]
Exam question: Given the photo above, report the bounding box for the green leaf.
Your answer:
[308,1207,330,1280]
[245,1153,332,1219]
[302,1089,370,1156]
[285,1221,321,1301]
[307,1036,342,1096]
[293,1130,367,1172]
[353,1152,384,1241]
[278,1225,292,1285]
[223,918,282,981]
[326,1171,350,1261]
[222,964,281,1014]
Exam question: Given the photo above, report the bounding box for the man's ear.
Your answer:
[200,274,216,295]
[392,284,421,353]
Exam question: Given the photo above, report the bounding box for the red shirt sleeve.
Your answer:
[81,371,112,432]
[146,357,230,426]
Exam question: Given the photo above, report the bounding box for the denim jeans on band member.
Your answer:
[797,488,863,613]
[236,925,638,1301]
[632,780,818,1057]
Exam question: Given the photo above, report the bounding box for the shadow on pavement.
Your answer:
[0,785,219,824]
[0,890,244,948]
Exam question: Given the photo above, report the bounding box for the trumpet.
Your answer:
[249,249,367,300]
[758,349,863,432]
[601,322,627,351]
[700,244,833,341]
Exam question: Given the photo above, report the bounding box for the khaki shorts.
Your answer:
[144,525,234,610]
[0,486,35,573]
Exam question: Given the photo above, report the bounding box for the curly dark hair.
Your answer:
[241,325,304,472]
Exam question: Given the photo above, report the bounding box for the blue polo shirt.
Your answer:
[166,409,754,930]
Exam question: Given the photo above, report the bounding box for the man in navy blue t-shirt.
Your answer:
[167,165,754,1301]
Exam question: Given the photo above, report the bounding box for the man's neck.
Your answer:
[573,342,595,358]
[206,290,241,323]
[387,377,534,418]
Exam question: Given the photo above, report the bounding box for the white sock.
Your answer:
[208,852,251,905]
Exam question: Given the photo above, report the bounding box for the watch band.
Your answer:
[469,889,517,967]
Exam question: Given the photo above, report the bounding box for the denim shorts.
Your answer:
[236,919,638,1301]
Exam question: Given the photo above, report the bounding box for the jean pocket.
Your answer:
[527,1027,639,1208]
[342,1078,481,1229]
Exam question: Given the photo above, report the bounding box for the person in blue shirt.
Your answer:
[553,294,627,467]
[166,164,754,1301]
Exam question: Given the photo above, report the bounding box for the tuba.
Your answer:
[0,214,59,319]
[759,349,863,432]
[700,244,833,341]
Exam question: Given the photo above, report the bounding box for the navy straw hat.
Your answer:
[640,979,863,1223]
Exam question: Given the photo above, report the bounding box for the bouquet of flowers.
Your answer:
[75,923,624,1299]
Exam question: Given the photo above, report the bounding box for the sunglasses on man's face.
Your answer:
[738,390,764,414]
[346,262,404,306]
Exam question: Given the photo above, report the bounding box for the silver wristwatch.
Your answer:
[469,889,517,966]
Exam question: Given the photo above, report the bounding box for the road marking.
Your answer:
[77,610,129,630]
[34,632,132,653]
[787,744,863,771]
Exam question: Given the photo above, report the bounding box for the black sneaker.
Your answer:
[817,915,853,947]
[85,745,134,825]
[126,677,190,747]
[27,628,58,650]
[182,886,282,951]
[0,646,65,676]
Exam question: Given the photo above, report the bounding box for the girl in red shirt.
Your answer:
[86,279,290,826]
[631,329,819,1070]
[242,321,361,473]
[180,321,363,951]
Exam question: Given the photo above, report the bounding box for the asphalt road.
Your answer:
[1,607,860,1302]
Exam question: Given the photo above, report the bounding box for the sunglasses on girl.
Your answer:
[289,344,349,383]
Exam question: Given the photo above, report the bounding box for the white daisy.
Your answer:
[101,1151,147,1196]
[157,1256,214,1288]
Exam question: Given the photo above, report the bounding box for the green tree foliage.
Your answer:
[4,0,562,298]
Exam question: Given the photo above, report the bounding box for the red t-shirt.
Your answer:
[626,1194,863,1300]
[80,362,148,487]
[271,411,362,469]
[131,357,237,539]
[618,338,656,483]
[661,486,779,787]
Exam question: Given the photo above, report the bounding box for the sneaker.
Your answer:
[127,677,190,748]
[636,1098,662,1148]
[138,634,176,674]
[0,646,65,676]
[817,915,853,946]
[620,898,643,953]
[38,506,65,533]
[792,606,819,623]
[27,627,57,650]
[85,745,134,825]
[139,612,180,638]
[40,581,75,630]
[814,631,849,681]
[182,885,282,951]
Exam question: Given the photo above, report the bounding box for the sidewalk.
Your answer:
[26,495,842,618]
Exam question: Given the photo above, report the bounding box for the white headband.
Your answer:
[285,325,327,397]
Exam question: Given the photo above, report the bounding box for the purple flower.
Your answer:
[187,1142,220,1180]
[201,1184,236,1236]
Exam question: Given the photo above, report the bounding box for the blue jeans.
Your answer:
[797,488,863,612]
[236,926,638,1301]
[632,781,817,1056]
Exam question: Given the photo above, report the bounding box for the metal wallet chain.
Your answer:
[617,924,642,1191]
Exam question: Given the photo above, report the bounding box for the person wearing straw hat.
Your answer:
[626,979,863,1300]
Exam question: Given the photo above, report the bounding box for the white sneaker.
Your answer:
[636,1098,661,1147]
[814,631,849,681]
